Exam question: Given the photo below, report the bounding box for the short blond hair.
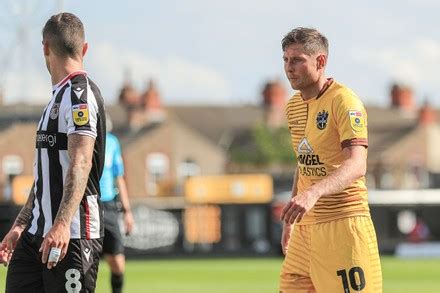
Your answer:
[281,27,328,56]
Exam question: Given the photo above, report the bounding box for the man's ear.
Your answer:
[82,42,88,57]
[43,41,50,56]
[317,54,327,70]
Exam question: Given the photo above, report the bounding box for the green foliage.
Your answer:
[230,124,295,165]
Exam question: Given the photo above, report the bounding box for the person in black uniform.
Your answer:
[0,12,106,293]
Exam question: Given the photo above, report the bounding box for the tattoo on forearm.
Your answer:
[54,135,94,226]
[14,182,35,228]
[55,162,91,226]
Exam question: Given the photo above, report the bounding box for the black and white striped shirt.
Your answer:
[28,71,106,239]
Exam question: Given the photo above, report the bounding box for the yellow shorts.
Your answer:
[279,216,382,293]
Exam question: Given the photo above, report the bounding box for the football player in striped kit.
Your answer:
[1,12,106,293]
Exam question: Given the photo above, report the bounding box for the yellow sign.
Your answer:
[12,175,34,205]
[72,104,89,126]
[185,174,273,204]
[184,205,221,244]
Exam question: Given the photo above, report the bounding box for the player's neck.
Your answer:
[301,76,329,101]
[50,58,85,86]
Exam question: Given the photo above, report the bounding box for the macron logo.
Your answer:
[74,88,85,99]
[83,247,91,262]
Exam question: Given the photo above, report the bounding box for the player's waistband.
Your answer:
[294,209,371,225]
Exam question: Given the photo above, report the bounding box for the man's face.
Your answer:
[283,44,322,91]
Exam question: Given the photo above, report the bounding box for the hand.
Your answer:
[280,189,320,224]
[39,222,70,269]
[123,211,134,236]
[0,225,24,266]
[281,222,292,255]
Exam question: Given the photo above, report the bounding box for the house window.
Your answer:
[178,159,200,179]
[2,155,24,201]
[176,159,201,196]
[145,153,169,196]
[366,173,376,189]
[380,169,395,190]
[2,155,23,176]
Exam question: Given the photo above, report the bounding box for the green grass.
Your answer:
[381,257,440,292]
[1,256,439,292]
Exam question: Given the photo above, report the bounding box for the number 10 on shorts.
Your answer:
[336,267,366,292]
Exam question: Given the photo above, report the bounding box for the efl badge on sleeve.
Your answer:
[349,110,364,132]
[72,104,89,126]
[316,110,329,130]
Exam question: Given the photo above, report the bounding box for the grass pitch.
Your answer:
[1,256,439,292]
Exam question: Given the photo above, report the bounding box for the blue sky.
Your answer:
[0,0,439,106]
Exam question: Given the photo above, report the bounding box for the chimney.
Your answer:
[141,79,162,111]
[390,83,415,111]
[139,79,166,124]
[262,80,287,128]
[118,83,140,107]
[262,80,287,109]
[419,101,436,125]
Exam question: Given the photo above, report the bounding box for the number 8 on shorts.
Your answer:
[65,268,82,292]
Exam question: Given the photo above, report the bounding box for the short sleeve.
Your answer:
[112,138,124,177]
[65,83,98,138]
[333,93,368,149]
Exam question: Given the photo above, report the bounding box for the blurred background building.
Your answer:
[1,77,440,256]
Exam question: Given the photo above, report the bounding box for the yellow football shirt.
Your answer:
[285,79,370,224]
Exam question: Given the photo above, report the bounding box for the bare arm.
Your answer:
[116,176,130,213]
[54,134,95,227]
[290,167,299,199]
[281,168,298,255]
[308,145,366,198]
[1,182,35,264]
[39,134,95,268]
[116,176,134,235]
[13,182,36,230]
[281,145,367,224]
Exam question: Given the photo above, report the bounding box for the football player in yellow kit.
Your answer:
[279,27,382,293]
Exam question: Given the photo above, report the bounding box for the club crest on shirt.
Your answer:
[349,110,364,132]
[316,110,329,130]
[72,104,89,126]
[49,103,60,120]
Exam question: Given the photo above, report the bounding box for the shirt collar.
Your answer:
[52,70,87,92]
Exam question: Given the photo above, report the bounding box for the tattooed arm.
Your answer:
[54,134,95,226]
[14,182,36,229]
[0,182,35,265]
[40,134,95,268]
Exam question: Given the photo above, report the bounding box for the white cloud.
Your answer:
[2,0,440,107]
[2,68,51,104]
[87,43,230,105]
[352,38,440,102]
[1,42,230,105]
